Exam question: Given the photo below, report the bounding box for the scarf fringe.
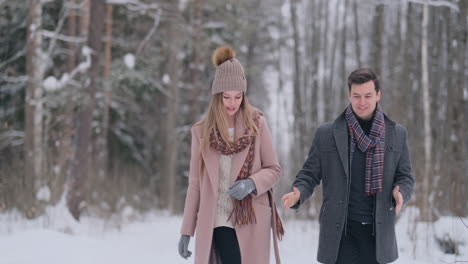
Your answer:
[275,209,285,240]
[228,196,257,225]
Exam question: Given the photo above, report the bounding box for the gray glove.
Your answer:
[178,234,192,259]
[228,178,257,200]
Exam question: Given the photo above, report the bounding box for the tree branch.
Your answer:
[106,0,160,13]
[407,0,459,12]
[136,9,161,55]
[0,74,28,83]
[0,48,26,70]
[41,30,87,43]
[460,217,468,229]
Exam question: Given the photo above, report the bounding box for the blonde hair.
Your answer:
[198,93,259,176]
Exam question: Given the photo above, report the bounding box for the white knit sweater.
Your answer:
[214,128,235,228]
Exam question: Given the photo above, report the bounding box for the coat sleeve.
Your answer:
[180,126,201,236]
[249,116,282,196]
[291,127,322,209]
[392,126,414,206]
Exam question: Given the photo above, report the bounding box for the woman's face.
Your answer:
[222,91,243,117]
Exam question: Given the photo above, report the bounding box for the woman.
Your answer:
[178,46,283,264]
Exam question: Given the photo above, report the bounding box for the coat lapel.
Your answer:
[201,143,220,193]
[334,114,350,179]
[230,111,250,184]
[383,116,396,175]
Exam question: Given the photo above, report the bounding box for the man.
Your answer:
[282,68,414,264]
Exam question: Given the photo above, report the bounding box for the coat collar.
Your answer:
[333,110,396,178]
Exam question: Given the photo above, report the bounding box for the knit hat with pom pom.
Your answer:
[211,46,247,95]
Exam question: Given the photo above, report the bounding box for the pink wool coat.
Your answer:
[180,110,282,264]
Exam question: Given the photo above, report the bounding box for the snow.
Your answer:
[202,21,226,29]
[0,205,466,264]
[162,74,171,84]
[36,186,51,201]
[124,53,136,69]
[43,76,59,92]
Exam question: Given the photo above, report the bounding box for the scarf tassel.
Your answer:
[274,209,285,241]
[228,197,257,225]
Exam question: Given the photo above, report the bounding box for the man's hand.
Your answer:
[281,187,301,209]
[393,185,404,213]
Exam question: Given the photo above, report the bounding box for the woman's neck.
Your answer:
[227,113,236,128]
[228,116,235,128]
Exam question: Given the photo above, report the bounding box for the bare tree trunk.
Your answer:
[330,0,347,117]
[399,3,415,131]
[462,2,468,216]
[95,3,113,178]
[325,0,340,118]
[162,0,182,213]
[52,0,79,205]
[24,0,45,218]
[448,0,468,217]
[290,0,306,163]
[317,0,328,123]
[340,0,348,107]
[431,6,449,219]
[68,0,105,220]
[189,0,204,122]
[352,0,361,67]
[372,4,384,75]
[420,2,432,222]
[243,0,265,110]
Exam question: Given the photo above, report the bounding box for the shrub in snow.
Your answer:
[435,233,464,255]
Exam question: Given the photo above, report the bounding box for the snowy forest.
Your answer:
[0,0,467,263]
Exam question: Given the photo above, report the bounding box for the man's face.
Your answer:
[348,80,381,120]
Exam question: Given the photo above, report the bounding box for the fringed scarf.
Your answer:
[345,103,386,195]
[209,111,284,240]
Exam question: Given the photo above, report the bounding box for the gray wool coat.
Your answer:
[292,111,414,264]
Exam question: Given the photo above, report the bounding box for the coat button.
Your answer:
[339,200,344,204]
[336,223,340,228]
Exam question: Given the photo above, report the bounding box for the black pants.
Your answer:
[336,220,378,264]
[213,226,241,264]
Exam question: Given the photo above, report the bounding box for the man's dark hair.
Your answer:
[347,67,380,93]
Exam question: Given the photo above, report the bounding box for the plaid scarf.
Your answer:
[209,111,285,240]
[345,104,385,195]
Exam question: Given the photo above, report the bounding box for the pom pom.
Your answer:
[212,46,235,67]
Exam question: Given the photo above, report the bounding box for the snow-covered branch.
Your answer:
[0,130,24,150]
[106,0,159,14]
[45,1,73,60]
[111,121,152,175]
[407,0,459,12]
[136,9,161,55]
[41,30,87,43]
[0,74,28,83]
[43,46,92,92]
[151,78,171,97]
[63,0,86,11]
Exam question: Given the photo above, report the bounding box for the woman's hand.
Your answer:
[228,178,257,200]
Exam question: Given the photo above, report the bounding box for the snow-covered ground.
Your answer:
[0,204,466,264]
